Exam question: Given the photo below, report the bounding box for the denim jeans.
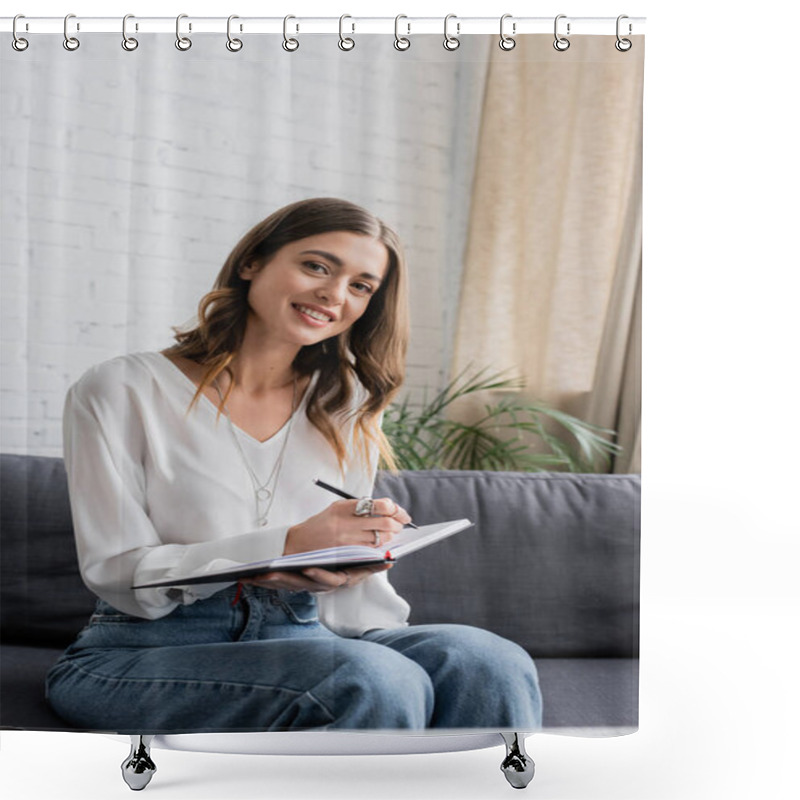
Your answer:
[46,585,542,734]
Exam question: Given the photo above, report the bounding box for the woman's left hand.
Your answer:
[242,563,391,593]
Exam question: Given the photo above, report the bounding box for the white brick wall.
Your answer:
[1,34,489,455]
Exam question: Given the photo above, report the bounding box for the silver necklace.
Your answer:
[214,374,298,527]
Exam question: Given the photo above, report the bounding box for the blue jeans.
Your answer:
[46,585,542,734]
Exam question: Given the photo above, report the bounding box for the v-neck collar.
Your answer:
[154,351,315,446]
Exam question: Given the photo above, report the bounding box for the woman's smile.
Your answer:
[291,303,337,326]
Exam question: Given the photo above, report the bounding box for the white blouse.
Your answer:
[62,351,410,636]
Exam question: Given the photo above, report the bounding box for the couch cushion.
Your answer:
[536,657,638,732]
[0,643,67,729]
[376,471,640,658]
[0,454,96,645]
[1,458,639,661]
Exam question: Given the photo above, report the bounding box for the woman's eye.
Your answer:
[352,282,374,295]
[304,261,328,274]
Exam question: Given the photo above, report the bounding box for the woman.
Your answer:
[46,197,542,733]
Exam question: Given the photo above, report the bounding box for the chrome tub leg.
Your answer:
[500,732,535,789]
[121,734,156,791]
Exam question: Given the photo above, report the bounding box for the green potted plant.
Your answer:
[383,368,621,472]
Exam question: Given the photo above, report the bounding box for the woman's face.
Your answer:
[239,231,390,349]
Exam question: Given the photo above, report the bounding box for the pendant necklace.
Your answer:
[213,374,298,528]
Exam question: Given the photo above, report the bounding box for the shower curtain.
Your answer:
[0,12,644,765]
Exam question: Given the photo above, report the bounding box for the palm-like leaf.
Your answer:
[382,367,621,472]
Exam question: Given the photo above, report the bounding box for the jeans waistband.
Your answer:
[79,586,322,650]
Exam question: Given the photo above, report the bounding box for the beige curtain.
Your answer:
[452,36,644,473]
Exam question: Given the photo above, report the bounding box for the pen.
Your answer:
[313,478,419,528]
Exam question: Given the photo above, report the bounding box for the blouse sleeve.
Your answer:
[316,409,411,637]
[63,370,291,620]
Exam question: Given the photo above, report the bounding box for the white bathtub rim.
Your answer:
[105,730,517,756]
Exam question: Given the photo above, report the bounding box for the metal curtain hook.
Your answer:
[443,14,460,51]
[12,14,29,51]
[226,15,243,51]
[339,14,355,51]
[615,15,632,51]
[122,14,139,51]
[282,15,299,51]
[63,13,80,51]
[499,14,516,51]
[394,14,410,51]
[553,14,570,51]
[175,14,192,50]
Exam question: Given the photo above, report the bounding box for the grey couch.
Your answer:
[0,454,640,734]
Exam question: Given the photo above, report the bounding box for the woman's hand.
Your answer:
[283,497,412,556]
[243,497,410,595]
[242,563,391,593]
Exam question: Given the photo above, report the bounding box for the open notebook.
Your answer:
[133,518,473,589]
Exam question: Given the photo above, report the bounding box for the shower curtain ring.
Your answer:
[226,15,243,51]
[122,15,139,51]
[553,14,570,51]
[282,15,299,51]
[63,14,80,51]
[615,15,633,51]
[443,14,460,51]
[12,15,29,51]
[338,15,355,51]
[175,14,192,51]
[499,14,516,50]
[394,15,410,51]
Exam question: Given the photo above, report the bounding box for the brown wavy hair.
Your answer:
[164,197,409,473]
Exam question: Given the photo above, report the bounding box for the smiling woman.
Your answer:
[44,197,543,737]
[166,198,410,473]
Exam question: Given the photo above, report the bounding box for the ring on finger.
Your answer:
[373,530,381,546]
[354,497,374,517]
